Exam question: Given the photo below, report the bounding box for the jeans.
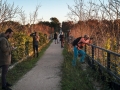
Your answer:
[33,45,38,57]
[72,46,86,66]
[0,65,9,87]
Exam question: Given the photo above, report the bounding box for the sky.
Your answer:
[3,0,107,24]
[4,0,76,23]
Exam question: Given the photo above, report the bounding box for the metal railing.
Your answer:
[85,44,120,90]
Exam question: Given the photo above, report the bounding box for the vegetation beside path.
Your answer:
[0,41,110,90]
[0,40,52,90]
[61,46,95,90]
[61,45,110,90]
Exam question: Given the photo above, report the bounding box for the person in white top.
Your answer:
[57,33,60,43]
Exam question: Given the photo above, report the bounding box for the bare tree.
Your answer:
[0,0,20,23]
[28,4,41,33]
[67,0,101,37]
[67,0,85,21]
[19,9,26,25]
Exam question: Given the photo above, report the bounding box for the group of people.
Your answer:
[54,32,64,48]
[54,31,92,66]
[0,29,40,90]
[0,28,91,90]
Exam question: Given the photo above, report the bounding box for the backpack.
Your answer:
[72,37,82,46]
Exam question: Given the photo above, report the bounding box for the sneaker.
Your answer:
[2,86,12,90]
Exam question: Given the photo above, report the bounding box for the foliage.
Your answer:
[50,17,60,23]
[11,31,48,64]
[61,44,95,90]
[37,21,51,27]
[104,36,111,50]
[39,32,47,45]
[62,21,73,33]
[50,17,61,32]
[11,32,30,62]
[0,40,52,90]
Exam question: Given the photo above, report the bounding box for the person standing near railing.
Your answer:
[0,28,14,90]
[72,35,91,66]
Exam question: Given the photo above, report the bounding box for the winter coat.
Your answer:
[0,33,12,66]
[54,33,57,39]
[59,34,64,41]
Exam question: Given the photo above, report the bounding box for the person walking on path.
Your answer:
[54,32,58,44]
[59,32,65,48]
[12,40,63,90]
[0,28,14,90]
[57,32,60,43]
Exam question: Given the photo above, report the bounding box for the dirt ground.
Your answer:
[12,40,64,90]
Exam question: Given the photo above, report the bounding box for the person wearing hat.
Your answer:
[72,35,91,66]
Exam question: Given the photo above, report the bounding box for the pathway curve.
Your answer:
[12,41,63,90]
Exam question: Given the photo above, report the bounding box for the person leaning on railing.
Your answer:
[72,35,92,66]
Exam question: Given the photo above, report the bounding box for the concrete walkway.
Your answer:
[12,41,63,90]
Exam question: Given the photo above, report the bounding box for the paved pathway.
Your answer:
[12,41,63,90]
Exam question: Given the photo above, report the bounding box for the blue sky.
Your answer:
[3,0,107,23]
[5,0,75,23]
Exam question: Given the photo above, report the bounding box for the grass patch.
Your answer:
[61,46,96,90]
[0,40,52,90]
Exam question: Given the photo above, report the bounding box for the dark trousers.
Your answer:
[54,39,58,44]
[0,65,9,87]
[33,45,38,57]
[61,41,64,48]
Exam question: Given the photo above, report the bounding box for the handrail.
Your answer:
[86,44,120,83]
[89,44,120,56]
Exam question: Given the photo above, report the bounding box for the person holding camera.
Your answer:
[31,32,40,57]
[72,35,92,66]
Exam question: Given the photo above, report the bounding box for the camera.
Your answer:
[30,32,36,37]
[90,37,93,40]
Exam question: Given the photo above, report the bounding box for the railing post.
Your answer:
[107,52,110,70]
[92,45,94,65]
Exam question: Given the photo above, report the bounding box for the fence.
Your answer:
[85,44,120,90]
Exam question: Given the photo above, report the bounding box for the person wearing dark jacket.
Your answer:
[59,32,64,48]
[31,32,40,57]
[54,32,58,44]
[72,35,91,66]
[0,28,14,90]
